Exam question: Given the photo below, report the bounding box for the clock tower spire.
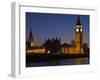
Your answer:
[76,16,81,25]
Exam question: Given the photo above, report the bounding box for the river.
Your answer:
[26,58,89,67]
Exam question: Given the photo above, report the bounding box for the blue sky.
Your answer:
[26,12,89,46]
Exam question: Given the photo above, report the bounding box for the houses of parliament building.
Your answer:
[26,16,84,54]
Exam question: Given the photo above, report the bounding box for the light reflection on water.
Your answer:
[27,58,89,67]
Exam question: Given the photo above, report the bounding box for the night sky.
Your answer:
[26,12,89,46]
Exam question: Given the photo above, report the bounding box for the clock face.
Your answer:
[80,28,82,32]
[76,28,79,32]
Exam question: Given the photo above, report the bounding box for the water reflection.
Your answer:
[75,58,84,64]
[27,58,89,67]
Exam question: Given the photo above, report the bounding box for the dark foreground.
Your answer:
[26,53,89,67]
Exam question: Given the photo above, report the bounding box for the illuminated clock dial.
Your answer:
[80,28,82,32]
[76,28,79,32]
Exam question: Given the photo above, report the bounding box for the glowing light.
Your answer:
[47,50,50,53]
[80,28,82,32]
[76,28,79,32]
[31,42,35,47]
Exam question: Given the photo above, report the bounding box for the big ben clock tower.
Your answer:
[75,16,83,53]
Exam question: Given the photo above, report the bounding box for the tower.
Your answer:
[75,16,83,53]
[27,29,35,47]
